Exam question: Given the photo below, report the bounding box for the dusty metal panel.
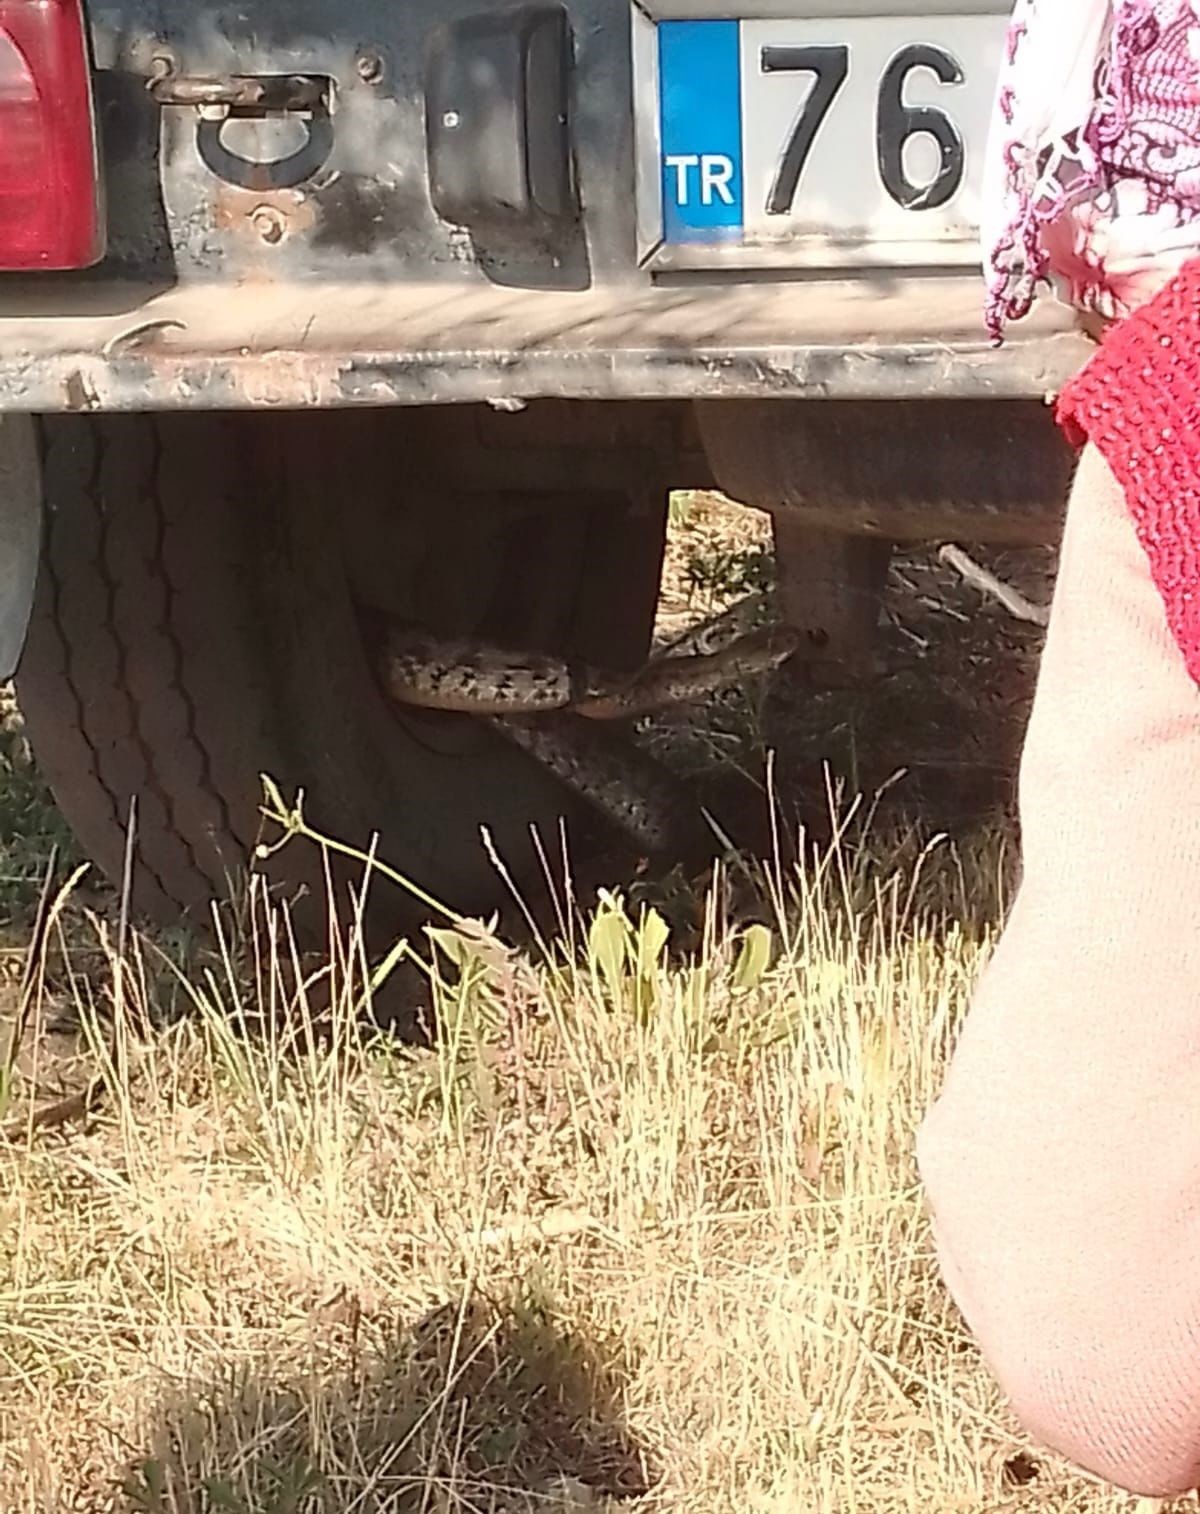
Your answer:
[0,279,1090,410]
[0,341,1088,409]
[75,0,638,288]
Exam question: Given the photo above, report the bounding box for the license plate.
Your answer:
[632,6,1008,269]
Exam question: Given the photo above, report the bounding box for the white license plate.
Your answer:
[633,8,1008,269]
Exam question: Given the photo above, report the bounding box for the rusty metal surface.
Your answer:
[146,69,330,112]
[0,278,1089,412]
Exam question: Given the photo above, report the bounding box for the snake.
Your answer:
[379,623,799,854]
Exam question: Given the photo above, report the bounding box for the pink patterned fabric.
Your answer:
[986,0,1200,341]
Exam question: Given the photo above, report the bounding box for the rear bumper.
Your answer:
[0,0,1086,413]
[0,276,1090,411]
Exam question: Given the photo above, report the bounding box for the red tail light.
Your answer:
[0,0,102,270]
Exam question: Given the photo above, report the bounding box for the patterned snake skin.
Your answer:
[380,625,798,852]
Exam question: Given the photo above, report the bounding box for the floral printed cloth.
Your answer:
[985,0,1200,340]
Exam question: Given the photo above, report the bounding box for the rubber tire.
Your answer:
[16,410,667,936]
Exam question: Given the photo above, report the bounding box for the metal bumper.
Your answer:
[0,276,1090,412]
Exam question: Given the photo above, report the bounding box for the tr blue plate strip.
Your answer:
[658,19,744,244]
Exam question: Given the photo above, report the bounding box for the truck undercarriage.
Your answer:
[0,0,1084,939]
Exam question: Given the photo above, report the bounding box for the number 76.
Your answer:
[764,42,966,216]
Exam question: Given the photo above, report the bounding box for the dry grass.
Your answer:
[0,795,1170,1514]
[0,504,1162,1512]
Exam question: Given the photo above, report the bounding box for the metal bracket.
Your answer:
[195,115,335,191]
[147,70,331,115]
[148,65,336,191]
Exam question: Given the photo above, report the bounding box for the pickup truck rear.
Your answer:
[0,0,1086,942]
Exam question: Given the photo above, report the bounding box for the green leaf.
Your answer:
[633,906,670,1017]
[732,923,772,991]
[120,1460,168,1512]
[636,907,670,978]
[426,926,471,969]
[588,899,630,1000]
[201,1477,250,1513]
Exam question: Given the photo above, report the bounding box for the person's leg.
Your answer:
[917,441,1200,1496]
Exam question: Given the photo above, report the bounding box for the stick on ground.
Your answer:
[938,544,1051,628]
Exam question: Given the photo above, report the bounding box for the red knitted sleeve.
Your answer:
[1056,259,1200,684]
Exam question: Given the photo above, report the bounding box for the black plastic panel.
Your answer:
[425,3,576,231]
